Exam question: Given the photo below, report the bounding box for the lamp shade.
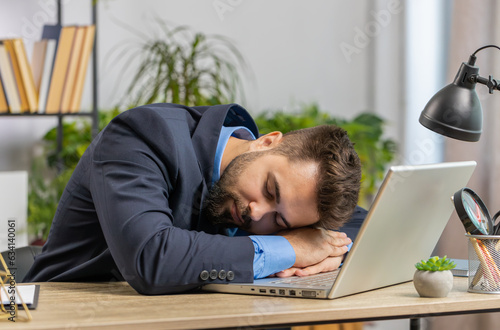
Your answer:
[419,62,483,142]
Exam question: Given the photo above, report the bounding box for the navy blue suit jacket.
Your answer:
[24,103,366,294]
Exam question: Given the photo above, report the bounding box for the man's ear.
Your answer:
[249,131,283,151]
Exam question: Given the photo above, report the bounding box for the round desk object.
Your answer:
[453,187,493,235]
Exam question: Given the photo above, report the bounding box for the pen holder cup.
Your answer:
[466,234,500,293]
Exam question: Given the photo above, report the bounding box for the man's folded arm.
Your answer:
[250,205,367,278]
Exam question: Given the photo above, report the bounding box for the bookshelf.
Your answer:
[0,0,99,171]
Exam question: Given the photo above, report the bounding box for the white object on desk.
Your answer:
[0,284,37,305]
[0,171,28,250]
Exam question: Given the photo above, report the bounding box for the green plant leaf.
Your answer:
[118,21,249,107]
[414,255,456,271]
[28,109,122,241]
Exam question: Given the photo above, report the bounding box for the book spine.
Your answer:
[38,40,57,114]
[31,40,48,95]
[60,26,85,113]
[69,25,95,113]
[0,44,22,113]
[4,40,28,113]
[13,39,38,113]
[0,70,8,113]
[45,26,76,114]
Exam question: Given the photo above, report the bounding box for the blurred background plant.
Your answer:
[255,103,397,207]
[28,21,396,242]
[109,19,249,108]
[28,109,120,243]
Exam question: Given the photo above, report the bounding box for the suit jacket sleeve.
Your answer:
[89,109,254,295]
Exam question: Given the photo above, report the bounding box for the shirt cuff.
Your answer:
[249,235,296,279]
[340,242,354,266]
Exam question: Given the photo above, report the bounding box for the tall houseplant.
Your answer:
[112,20,249,107]
[254,104,397,207]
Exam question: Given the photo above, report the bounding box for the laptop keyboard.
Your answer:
[268,270,340,288]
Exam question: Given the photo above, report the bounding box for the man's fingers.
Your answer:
[294,266,321,277]
[321,231,351,257]
[274,268,299,278]
[324,230,351,247]
[273,256,344,278]
[294,257,343,276]
[328,244,349,258]
[281,228,351,268]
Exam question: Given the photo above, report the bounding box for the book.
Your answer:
[450,258,469,277]
[60,26,85,113]
[38,39,56,113]
[12,38,38,112]
[45,26,76,113]
[0,284,40,309]
[69,25,95,113]
[41,24,62,43]
[3,39,28,113]
[0,43,22,113]
[40,24,62,79]
[31,39,48,95]
[0,71,7,113]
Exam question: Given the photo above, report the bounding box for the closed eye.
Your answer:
[264,177,273,200]
[273,212,281,227]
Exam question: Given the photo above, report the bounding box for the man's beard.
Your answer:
[201,182,252,230]
[201,150,264,230]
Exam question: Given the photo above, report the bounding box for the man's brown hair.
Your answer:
[270,125,361,230]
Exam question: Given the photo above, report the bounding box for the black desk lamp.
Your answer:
[419,45,500,141]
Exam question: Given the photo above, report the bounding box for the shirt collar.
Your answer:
[211,126,256,184]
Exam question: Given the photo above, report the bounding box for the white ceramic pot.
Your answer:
[413,270,453,298]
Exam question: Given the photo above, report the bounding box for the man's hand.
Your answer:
[273,256,343,277]
[279,228,351,269]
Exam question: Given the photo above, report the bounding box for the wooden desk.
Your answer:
[3,278,500,329]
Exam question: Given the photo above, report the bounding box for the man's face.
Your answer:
[202,150,320,235]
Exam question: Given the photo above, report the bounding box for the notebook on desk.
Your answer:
[202,161,477,299]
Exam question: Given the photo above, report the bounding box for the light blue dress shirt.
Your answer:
[212,125,295,278]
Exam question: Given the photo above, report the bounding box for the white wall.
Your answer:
[96,0,373,115]
[0,0,407,171]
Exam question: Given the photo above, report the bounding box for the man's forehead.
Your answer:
[272,168,319,227]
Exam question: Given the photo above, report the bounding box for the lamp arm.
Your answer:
[467,45,500,94]
[470,74,500,94]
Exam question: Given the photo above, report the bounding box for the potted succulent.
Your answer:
[414,256,456,298]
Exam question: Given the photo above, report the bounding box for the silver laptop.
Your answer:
[202,161,477,299]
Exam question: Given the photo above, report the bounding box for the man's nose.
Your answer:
[248,201,273,222]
